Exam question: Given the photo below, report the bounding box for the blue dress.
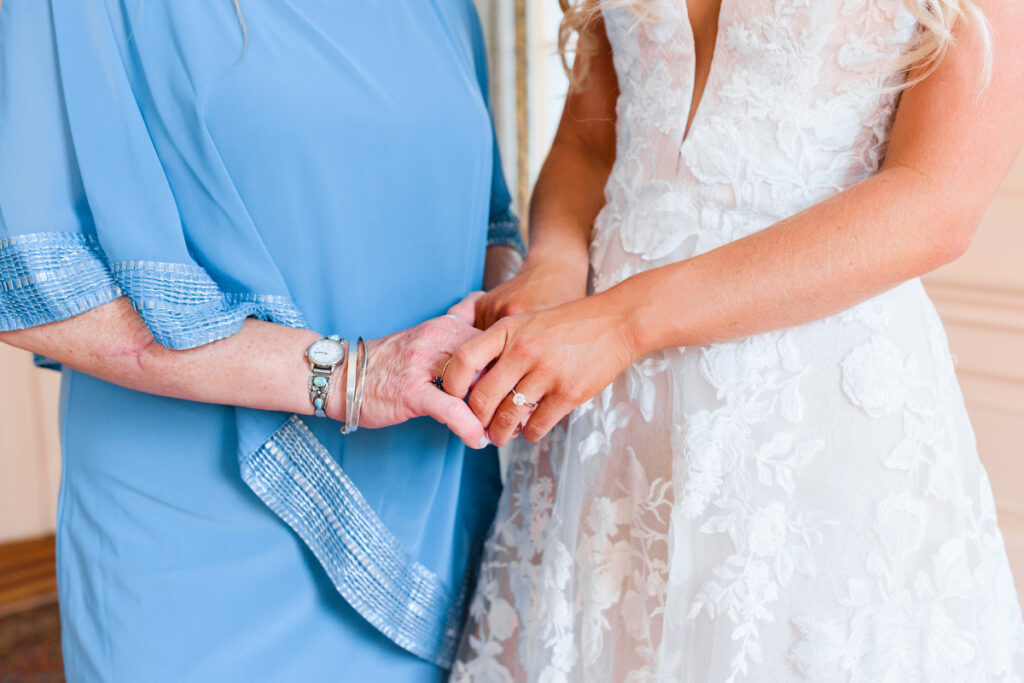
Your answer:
[0,1,523,680]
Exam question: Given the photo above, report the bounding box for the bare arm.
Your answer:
[0,295,490,447]
[474,16,619,328]
[445,0,1024,444]
[1,297,320,413]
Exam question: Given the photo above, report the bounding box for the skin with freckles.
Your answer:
[0,251,514,450]
[445,0,1024,447]
[354,292,488,443]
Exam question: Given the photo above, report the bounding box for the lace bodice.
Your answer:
[592,0,917,290]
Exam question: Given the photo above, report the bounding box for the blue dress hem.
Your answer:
[243,415,467,668]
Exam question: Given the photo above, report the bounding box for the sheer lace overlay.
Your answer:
[453,1,1024,680]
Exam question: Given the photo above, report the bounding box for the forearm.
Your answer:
[616,166,984,355]
[474,134,613,328]
[526,136,608,272]
[470,15,617,330]
[526,14,617,276]
[0,297,326,415]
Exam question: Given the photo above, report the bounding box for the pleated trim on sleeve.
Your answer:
[0,231,307,349]
[0,232,119,331]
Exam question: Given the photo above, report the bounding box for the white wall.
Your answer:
[0,346,61,542]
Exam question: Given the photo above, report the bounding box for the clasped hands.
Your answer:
[357,252,641,450]
[348,252,641,449]
[440,287,638,448]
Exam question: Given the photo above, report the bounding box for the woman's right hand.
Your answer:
[474,251,589,330]
[333,294,490,449]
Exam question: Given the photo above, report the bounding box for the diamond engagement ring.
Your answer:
[510,389,538,409]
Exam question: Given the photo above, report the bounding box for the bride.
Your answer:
[444,0,1024,679]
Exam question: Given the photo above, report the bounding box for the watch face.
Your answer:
[307,339,344,366]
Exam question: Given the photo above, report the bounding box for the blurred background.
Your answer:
[1,0,1021,678]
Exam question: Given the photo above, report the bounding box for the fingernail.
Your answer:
[478,436,490,449]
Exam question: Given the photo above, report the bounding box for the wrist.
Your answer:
[302,333,349,420]
[524,232,590,275]
[590,283,643,365]
[604,270,665,361]
[526,245,587,271]
[523,244,589,285]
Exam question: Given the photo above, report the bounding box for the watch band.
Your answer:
[308,337,347,418]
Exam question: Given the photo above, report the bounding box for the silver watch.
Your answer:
[305,335,346,418]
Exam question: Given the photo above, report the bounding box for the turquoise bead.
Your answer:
[314,398,324,409]
[314,376,327,387]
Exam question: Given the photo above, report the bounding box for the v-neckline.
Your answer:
[680,0,728,145]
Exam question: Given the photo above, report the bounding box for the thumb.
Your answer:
[414,385,489,450]
[447,291,486,325]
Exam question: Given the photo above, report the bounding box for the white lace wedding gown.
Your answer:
[453,1,1024,681]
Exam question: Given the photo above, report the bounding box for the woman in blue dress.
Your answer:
[0,1,522,680]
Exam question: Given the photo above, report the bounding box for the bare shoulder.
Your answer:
[882,0,1024,223]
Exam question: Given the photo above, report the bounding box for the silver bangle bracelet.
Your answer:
[349,337,368,432]
[341,337,358,434]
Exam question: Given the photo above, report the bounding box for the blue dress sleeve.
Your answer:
[0,1,305,349]
[467,7,527,258]
[0,2,120,332]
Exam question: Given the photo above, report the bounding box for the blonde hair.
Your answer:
[232,0,248,53]
[558,0,991,90]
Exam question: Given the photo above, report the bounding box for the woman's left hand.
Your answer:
[441,290,639,445]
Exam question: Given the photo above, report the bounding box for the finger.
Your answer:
[474,291,504,331]
[522,395,574,443]
[482,297,512,330]
[428,325,481,394]
[414,385,489,449]
[486,373,546,447]
[466,352,532,432]
[447,291,486,325]
[448,320,482,346]
[443,323,509,399]
[474,294,491,330]
[425,314,480,351]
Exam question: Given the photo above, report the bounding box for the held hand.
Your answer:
[474,252,589,330]
[334,293,490,449]
[444,290,639,446]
